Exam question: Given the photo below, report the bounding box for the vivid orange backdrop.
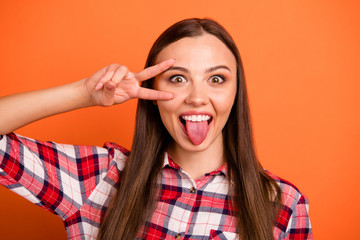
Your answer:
[1,0,359,239]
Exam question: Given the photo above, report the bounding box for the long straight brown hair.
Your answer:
[97,18,282,240]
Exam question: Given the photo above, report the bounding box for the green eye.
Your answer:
[210,75,224,84]
[170,75,186,83]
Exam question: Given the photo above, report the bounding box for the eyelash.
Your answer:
[169,75,186,83]
[209,75,225,84]
[168,74,226,84]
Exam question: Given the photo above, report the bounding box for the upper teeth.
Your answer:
[182,115,211,122]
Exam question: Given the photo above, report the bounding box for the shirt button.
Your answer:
[190,187,196,193]
[175,233,181,239]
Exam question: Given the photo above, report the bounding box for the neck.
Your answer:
[168,135,225,180]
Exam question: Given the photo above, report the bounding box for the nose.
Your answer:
[185,83,209,106]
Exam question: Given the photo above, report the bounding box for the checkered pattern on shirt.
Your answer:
[0,133,312,239]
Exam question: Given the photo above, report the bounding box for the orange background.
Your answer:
[1,0,359,239]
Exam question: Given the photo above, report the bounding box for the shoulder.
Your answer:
[266,170,306,205]
[266,171,312,239]
[103,142,130,156]
[103,142,130,172]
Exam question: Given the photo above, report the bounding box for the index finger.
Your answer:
[135,58,175,81]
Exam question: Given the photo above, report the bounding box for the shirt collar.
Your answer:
[163,152,228,176]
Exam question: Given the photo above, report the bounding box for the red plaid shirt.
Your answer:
[0,133,312,239]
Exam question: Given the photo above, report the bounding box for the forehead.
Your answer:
[155,34,237,70]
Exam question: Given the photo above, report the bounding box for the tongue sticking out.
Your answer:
[185,120,209,145]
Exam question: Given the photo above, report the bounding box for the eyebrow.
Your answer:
[165,66,189,73]
[205,65,231,73]
[164,65,231,73]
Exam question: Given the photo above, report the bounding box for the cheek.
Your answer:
[156,91,187,135]
[157,101,173,118]
[155,83,185,113]
[212,88,236,115]
[156,97,181,126]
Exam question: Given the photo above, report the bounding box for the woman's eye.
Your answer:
[169,75,186,83]
[209,75,225,84]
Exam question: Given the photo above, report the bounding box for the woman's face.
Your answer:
[153,33,237,153]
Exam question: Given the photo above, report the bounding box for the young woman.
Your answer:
[0,18,312,240]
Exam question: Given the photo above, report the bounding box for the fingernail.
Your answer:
[95,82,103,90]
[165,58,175,65]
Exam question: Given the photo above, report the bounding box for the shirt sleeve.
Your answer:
[283,194,312,239]
[0,133,114,220]
[275,187,313,240]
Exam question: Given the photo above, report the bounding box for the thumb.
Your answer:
[100,81,116,106]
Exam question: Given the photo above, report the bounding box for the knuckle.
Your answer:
[108,63,119,72]
[110,63,120,68]
[119,65,128,72]
[126,72,134,79]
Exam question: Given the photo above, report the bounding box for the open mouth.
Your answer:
[179,114,213,145]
